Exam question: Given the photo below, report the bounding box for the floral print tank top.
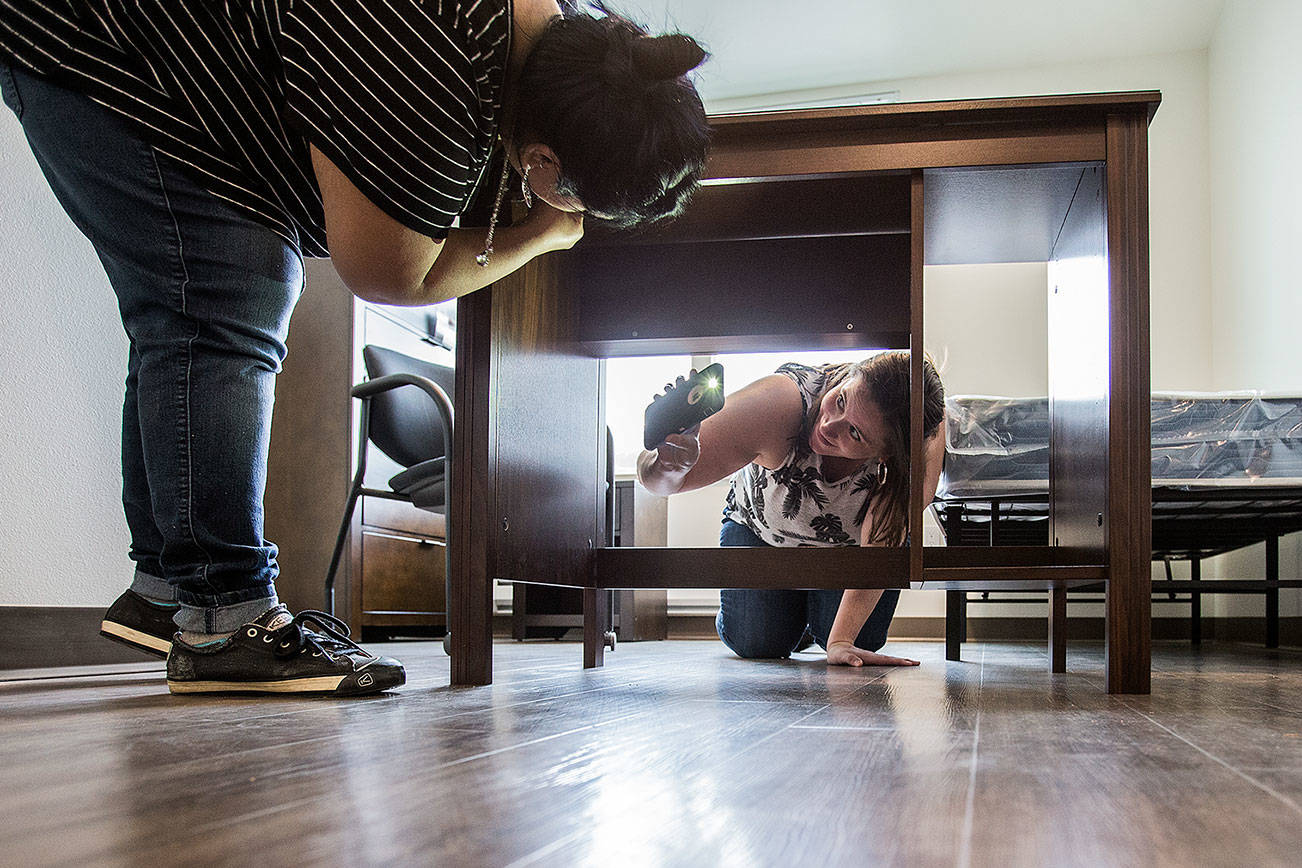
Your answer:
[723,363,880,546]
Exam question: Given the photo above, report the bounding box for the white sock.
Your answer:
[178,629,236,647]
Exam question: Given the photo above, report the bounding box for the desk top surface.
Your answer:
[709,90,1162,131]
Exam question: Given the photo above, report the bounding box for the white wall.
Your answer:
[0,107,132,606]
[1204,0,1302,617]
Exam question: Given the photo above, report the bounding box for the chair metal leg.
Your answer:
[323,484,362,615]
[324,400,373,616]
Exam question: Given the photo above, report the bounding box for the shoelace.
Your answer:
[269,610,373,661]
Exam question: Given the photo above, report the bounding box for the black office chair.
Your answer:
[324,345,455,653]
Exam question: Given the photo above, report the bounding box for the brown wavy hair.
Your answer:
[799,352,945,545]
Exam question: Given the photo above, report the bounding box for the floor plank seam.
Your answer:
[957,644,986,868]
[1121,702,1302,817]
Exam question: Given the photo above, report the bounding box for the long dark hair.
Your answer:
[512,2,711,228]
[801,352,946,546]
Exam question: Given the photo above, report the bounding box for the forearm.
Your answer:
[413,223,556,305]
[827,588,884,646]
[636,448,689,496]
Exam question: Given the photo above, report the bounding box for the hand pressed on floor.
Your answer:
[826,640,919,668]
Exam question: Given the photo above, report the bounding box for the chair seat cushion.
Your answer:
[389,457,446,513]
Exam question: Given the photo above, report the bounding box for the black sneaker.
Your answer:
[100,590,178,658]
[166,606,405,696]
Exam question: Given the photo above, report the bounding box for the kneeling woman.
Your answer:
[637,352,945,667]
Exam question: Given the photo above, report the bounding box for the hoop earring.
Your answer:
[876,461,888,486]
[521,165,535,208]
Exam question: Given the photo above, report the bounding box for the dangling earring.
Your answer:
[521,164,535,208]
[876,461,888,486]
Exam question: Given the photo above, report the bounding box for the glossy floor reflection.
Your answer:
[2,639,1300,866]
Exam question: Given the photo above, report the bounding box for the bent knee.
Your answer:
[716,621,798,659]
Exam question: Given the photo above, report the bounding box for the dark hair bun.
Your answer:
[630,33,707,81]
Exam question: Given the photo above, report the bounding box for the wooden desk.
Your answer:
[450,92,1160,694]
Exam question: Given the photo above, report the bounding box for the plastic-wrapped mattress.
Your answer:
[939,392,1302,499]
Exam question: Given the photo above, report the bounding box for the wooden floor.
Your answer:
[3,639,1301,867]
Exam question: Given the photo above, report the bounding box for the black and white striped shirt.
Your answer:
[0,0,511,256]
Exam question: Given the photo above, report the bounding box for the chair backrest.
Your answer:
[362,345,455,469]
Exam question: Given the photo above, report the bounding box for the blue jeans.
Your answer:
[715,519,901,658]
[2,65,301,632]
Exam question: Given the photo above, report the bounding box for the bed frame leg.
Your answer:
[945,591,965,661]
[1050,586,1067,673]
[1266,535,1280,649]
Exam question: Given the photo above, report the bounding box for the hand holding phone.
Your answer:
[643,363,725,450]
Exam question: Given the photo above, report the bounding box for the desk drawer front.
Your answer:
[360,530,446,615]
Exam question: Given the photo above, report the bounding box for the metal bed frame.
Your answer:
[939,486,1302,669]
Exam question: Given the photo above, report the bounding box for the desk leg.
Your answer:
[1049,587,1067,673]
[583,588,609,668]
[451,289,495,686]
[1104,112,1153,695]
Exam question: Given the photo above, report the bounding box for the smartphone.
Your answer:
[643,363,725,450]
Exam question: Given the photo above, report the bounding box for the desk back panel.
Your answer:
[562,171,913,357]
[1048,165,1108,555]
[491,258,602,587]
[583,173,911,246]
[563,233,911,356]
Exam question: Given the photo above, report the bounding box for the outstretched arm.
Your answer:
[824,424,946,667]
[636,373,804,496]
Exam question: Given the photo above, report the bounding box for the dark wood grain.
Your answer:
[1105,111,1154,694]
[703,94,1160,183]
[707,121,1106,180]
[564,234,911,356]
[946,592,966,661]
[490,257,601,587]
[451,287,496,686]
[909,170,925,588]
[708,91,1162,132]
[593,545,1104,590]
[581,172,912,247]
[462,93,1160,691]
[359,531,445,618]
[582,588,608,669]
